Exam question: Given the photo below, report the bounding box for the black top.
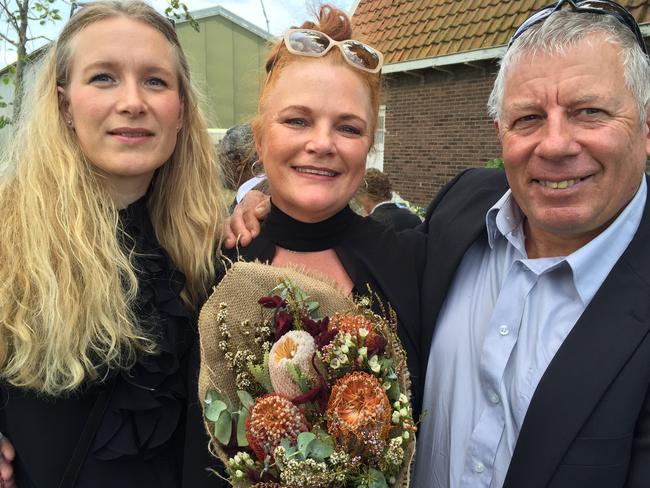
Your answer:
[370,202,422,232]
[235,203,426,417]
[1,197,196,488]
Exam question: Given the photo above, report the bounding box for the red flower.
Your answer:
[274,311,293,340]
[258,295,285,309]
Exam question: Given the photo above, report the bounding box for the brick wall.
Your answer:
[381,60,502,207]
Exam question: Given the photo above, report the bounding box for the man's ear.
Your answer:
[57,86,72,127]
[494,120,502,142]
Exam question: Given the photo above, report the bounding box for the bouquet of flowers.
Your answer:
[198,262,416,487]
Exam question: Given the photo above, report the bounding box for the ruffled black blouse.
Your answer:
[1,197,195,488]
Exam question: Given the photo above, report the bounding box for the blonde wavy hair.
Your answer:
[0,0,226,396]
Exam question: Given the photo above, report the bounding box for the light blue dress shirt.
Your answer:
[413,177,647,488]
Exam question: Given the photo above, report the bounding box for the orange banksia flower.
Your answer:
[329,312,387,355]
[326,371,392,457]
[329,313,375,339]
[246,393,308,461]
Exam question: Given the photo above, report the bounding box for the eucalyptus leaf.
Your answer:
[205,399,227,422]
[214,410,232,445]
[237,390,255,409]
[308,439,333,462]
[280,438,297,458]
[297,431,316,457]
[204,389,218,404]
[236,409,249,446]
[367,468,389,488]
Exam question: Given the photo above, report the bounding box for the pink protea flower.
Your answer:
[246,393,308,461]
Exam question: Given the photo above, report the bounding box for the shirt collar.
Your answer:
[567,177,646,304]
[486,190,526,254]
[370,200,393,214]
[485,177,647,305]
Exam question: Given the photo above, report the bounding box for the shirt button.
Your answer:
[499,325,510,336]
[474,461,485,473]
[489,391,500,404]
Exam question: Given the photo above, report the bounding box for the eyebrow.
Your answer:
[278,105,368,124]
[80,60,176,77]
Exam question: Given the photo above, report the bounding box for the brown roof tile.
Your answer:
[353,0,650,65]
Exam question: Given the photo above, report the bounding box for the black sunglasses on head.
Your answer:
[508,0,648,55]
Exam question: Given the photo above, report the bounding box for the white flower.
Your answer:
[269,330,318,399]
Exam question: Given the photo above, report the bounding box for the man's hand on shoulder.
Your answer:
[223,190,271,248]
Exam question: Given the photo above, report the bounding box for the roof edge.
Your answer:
[177,5,274,41]
[350,0,361,16]
[383,46,506,74]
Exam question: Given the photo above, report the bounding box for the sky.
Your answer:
[0,0,355,67]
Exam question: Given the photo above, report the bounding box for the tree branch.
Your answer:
[0,1,21,32]
[0,31,18,48]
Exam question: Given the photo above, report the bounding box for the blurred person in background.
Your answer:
[355,167,422,231]
[217,123,267,209]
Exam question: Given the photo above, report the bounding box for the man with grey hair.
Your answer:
[413,1,650,487]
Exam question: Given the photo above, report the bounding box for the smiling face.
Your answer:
[497,34,650,257]
[59,16,183,204]
[255,59,374,223]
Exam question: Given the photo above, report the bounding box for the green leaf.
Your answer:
[248,352,273,392]
[214,410,232,445]
[367,468,389,488]
[205,399,227,422]
[387,380,400,402]
[297,431,316,458]
[279,438,297,457]
[236,409,249,446]
[237,390,254,409]
[308,438,333,462]
[286,363,312,393]
[204,389,218,404]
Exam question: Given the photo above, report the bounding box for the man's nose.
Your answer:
[534,113,581,161]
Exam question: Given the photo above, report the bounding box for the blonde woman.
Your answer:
[0,1,226,486]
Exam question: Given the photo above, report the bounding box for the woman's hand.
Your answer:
[223,190,271,248]
[0,434,16,488]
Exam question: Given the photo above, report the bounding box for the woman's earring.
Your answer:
[66,119,73,126]
[251,160,265,177]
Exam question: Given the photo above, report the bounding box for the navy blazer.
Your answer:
[419,168,650,488]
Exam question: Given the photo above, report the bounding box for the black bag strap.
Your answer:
[58,378,117,488]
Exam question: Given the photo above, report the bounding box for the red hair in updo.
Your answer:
[252,4,381,144]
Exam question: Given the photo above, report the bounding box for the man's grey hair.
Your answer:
[487,10,650,125]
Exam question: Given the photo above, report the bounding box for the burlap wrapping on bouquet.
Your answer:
[198,260,415,487]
